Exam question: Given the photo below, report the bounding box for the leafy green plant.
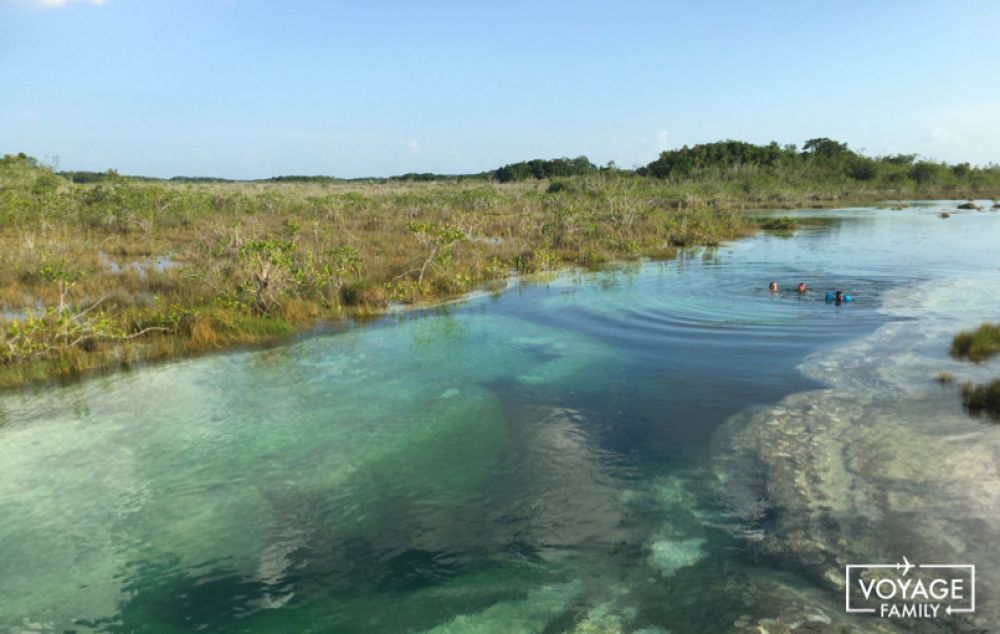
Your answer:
[238,238,296,314]
[38,261,83,313]
[406,222,467,284]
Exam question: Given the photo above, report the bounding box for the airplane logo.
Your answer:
[897,556,914,576]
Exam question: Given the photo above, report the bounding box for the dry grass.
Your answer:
[1,161,760,387]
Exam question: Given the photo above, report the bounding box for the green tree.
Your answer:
[802,137,849,158]
[407,222,467,283]
[910,161,944,185]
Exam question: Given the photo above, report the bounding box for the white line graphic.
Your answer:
[844,560,975,616]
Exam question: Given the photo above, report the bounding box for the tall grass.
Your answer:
[951,323,1000,363]
[0,158,759,387]
[961,380,1000,422]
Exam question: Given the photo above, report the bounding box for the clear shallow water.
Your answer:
[1,203,999,633]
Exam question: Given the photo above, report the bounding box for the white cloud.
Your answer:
[925,127,961,144]
[656,129,669,149]
[407,139,420,155]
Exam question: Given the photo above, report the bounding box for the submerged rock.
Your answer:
[419,581,585,633]
[648,538,706,577]
[712,279,1000,631]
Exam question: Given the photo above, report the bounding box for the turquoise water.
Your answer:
[2,203,1000,633]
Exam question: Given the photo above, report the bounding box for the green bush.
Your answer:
[494,156,596,182]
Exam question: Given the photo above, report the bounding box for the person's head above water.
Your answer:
[768,281,778,292]
[797,283,807,293]
[835,290,844,300]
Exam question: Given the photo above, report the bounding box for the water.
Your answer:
[1,203,999,633]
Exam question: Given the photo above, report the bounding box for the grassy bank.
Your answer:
[1,156,755,388]
[3,151,1000,389]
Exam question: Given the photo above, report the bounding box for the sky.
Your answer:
[1,0,999,179]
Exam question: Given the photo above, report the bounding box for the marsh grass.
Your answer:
[758,216,797,231]
[950,323,1000,363]
[960,380,1000,422]
[935,371,955,384]
[1,158,761,387]
[3,150,1000,389]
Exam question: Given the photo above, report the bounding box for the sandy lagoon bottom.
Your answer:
[1,203,999,633]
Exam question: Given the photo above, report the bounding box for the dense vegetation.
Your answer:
[639,138,1000,193]
[493,156,598,183]
[56,138,1000,194]
[0,153,749,387]
[3,138,999,389]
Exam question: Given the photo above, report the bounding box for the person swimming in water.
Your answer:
[825,289,853,305]
[797,283,807,293]
[768,281,779,292]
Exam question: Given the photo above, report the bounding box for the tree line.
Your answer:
[637,138,995,186]
[21,138,1000,187]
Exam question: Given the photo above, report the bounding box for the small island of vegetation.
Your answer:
[951,322,1000,363]
[950,323,1000,421]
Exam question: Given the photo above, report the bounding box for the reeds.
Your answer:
[960,380,1000,422]
[951,323,1000,363]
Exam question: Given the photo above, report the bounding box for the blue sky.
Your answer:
[2,0,999,178]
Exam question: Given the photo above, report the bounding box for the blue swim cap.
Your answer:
[825,292,834,301]
[844,295,853,302]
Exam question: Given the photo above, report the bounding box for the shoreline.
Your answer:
[0,255,683,395]
[1,196,997,392]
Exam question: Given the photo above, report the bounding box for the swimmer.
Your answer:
[833,290,853,305]
[768,281,779,292]
[797,283,807,293]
